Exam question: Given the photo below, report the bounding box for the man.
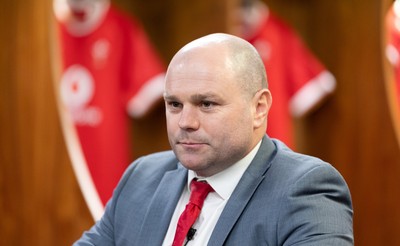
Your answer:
[74,33,353,245]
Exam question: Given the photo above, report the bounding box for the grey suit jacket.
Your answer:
[74,136,353,245]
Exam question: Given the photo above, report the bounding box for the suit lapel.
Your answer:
[208,136,276,246]
[135,165,187,245]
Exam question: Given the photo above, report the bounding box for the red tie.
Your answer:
[172,179,214,246]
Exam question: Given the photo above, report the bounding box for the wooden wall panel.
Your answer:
[0,0,93,245]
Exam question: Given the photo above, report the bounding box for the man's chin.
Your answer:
[178,156,205,169]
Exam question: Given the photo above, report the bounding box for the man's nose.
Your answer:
[178,106,200,130]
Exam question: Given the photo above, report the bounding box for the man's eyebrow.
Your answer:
[190,92,221,101]
[164,92,221,101]
[163,93,178,101]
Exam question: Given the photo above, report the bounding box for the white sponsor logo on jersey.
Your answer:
[60,64,103,126]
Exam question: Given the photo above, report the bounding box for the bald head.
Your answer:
[164,33,272,176]
[167,33,267,99]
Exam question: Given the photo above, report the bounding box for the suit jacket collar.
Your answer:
[135,164,187,245]
[208,135,276,246]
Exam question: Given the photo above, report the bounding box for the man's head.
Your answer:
[164,33,272,177]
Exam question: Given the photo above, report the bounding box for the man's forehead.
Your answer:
[165,90,219,98]
[164,79,239,103]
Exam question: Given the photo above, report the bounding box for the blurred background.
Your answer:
[1,0,400,245]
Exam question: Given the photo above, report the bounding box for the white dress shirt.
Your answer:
[162,140,262,246]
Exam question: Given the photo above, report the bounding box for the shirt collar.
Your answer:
[188,140,262,200]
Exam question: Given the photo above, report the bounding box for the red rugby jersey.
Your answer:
[246,9,336,148]
[57,4,164,206]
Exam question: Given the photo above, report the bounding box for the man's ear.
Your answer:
[253,89,272,128]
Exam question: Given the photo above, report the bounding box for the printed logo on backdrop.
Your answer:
[60,64,103,126]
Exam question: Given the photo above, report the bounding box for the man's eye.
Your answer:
[201,101,214,108]
[169,102,181,108]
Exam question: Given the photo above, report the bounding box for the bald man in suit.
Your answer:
[74,33,353,245]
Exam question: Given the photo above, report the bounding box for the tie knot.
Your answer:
[189,179,214,208]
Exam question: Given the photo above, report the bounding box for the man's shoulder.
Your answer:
[141,150,179,165]
[127,150,179,175]
[115,150,181,195]
[139,150,177,161]
[273,139,325,163]
[265,138,350,203]
[271,138,339,178]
